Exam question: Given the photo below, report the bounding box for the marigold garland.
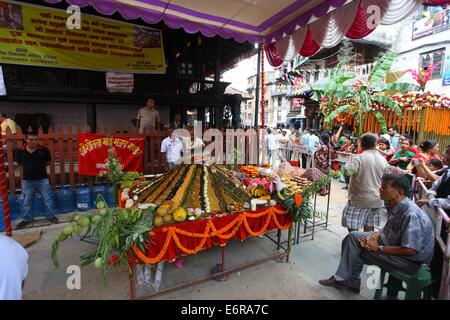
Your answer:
[130,207,291,264]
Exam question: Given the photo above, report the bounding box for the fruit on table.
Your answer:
[96,201,106,209]
[250,185,269,198]
[163,214,173,223]
[172,207,187,222]
[153,216,164,227]
[156,207,168,217]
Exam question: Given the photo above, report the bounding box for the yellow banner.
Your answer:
[0,1,166,73]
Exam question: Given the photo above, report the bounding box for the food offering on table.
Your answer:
[123,164,252,219]
[240,165,259,178]
[280,176,312,194]
[242,177,273,200]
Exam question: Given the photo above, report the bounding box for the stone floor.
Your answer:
[6,179,382,300]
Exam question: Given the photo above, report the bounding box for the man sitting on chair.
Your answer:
[319,173,435,294]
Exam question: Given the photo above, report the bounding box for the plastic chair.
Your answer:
[374,264,432,300]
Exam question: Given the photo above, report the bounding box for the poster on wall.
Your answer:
[78,134,145,176]
[0,0,166,73]
[443,53,450,86]
[106,72,134,93]
[412,5,450,40]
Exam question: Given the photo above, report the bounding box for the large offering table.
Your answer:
[130,205,291,265]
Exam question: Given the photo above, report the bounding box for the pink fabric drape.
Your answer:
[299,28,320,57]
[423,0,450,5]
[345,4,375,39]
[265,42,284,67]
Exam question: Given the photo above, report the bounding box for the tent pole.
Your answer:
[0,132,12,236]
[261,42,265,129]
[254,43,262,128]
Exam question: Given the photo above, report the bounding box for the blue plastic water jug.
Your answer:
[104,185,117,207]
[75,184,92,212]
[56,185,75,214]
[92,183,107,207]
[0,195,18,231]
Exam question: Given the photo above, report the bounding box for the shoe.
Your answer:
[48,217,59,224]
[15,220,31,230]
[319,276,349,289]
[342,186,349,190]
[319,276,360,294]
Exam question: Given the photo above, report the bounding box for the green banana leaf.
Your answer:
[369,52,397,85]
[324,104,351,124]
[379,82,420,93]
[371,95,403,116]
[373,110,388,133]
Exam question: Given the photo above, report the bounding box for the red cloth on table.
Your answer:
[138,205,291,264]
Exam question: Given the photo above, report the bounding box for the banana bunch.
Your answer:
[249,185,269,198]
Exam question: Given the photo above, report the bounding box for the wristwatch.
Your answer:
[379,245,384,253]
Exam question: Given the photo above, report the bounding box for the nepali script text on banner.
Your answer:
[78,134,145,176]
[0,1,166,73]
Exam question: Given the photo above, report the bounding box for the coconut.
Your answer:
[62,225,74,236]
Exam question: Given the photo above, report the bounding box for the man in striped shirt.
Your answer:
[319,173,435,294]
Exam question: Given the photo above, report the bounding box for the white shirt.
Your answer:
[161,137,183,163]
[137,107,160,132]
[300,133,310,146]
[266,134,278,151]
[0,235,28,300]
[308,134,320,155]
[344,150,390,208]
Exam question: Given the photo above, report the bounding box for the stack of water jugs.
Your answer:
[0,183,117,232]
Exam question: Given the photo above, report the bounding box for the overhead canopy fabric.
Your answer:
[44,0,450,66]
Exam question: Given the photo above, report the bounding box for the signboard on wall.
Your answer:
[78,134,145,176]
[106,72,134,93]
[0,0,166,73]
[443,53,450,86]
[412,5,450,40]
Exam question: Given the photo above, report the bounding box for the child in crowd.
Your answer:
[389,138,415,170]
[376,137,394,160]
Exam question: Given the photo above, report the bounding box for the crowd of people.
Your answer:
[262,124,449,298]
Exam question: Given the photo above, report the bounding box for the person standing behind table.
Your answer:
[0,235,28,300]
[300,128,310,169]
[137,98,160,133]
[161,130,183,170]
[341,133,391,233]
[278,130,289,163]
[307,129,320,168]
[14,133,58,230]
[265,129,278,167]
[170,113,184,130]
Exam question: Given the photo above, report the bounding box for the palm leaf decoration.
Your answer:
[369,52,397,85]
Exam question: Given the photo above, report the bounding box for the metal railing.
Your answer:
[415,179,450,300]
